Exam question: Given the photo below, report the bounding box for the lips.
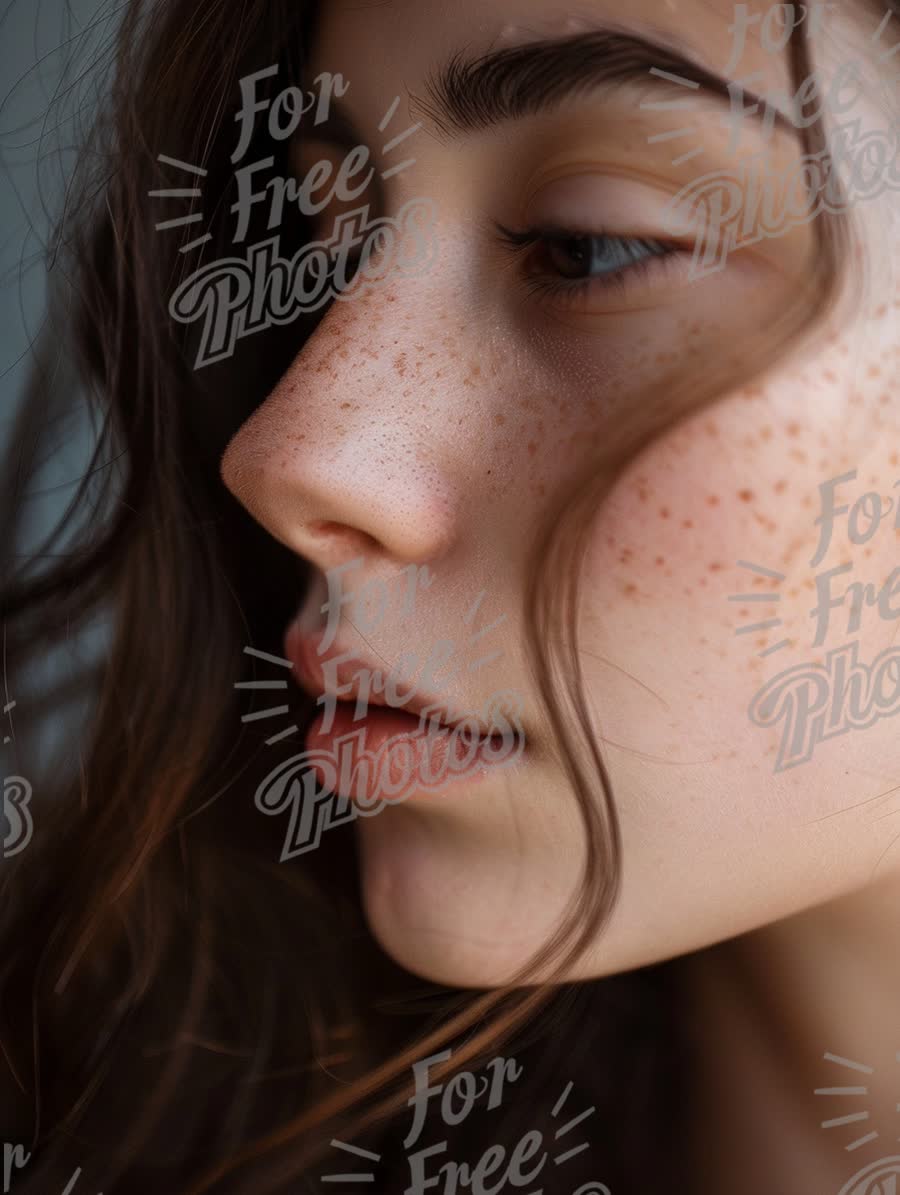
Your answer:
[285,623,492,737]
[283,621,525,804]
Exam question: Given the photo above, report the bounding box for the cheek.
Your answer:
[573,354,900,836]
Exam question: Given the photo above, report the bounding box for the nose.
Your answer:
[221,280,467,574]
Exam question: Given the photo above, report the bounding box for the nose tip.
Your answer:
[220,318,463,571]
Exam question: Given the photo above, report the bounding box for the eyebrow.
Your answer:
[412,29,794,142]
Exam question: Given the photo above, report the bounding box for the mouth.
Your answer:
[283,621,527,805]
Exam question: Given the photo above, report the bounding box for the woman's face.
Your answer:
[222,0,900,987]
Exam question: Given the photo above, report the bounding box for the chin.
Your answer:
[354,789,585,989]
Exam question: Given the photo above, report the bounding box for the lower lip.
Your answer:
[303,701,523,805]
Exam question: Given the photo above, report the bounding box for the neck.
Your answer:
[680,875,900,1194]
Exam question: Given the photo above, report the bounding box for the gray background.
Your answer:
[1,0,113,783]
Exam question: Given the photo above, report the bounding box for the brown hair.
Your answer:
[0,1,893,1190]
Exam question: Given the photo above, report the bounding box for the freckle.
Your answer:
[684,587,694,596]
[606,535,616,547]
[786,422,801,437]
[756,638,767,649]
[638,487,649,503]
[875,304,888,318]
[537,483,546,496]
[527,442,537,457]
[790,449,808,463]
[705,421,719,437]
[624,583,638,597]
[659,507,670,519]
[682,519,694,529]
[774,480,787,494]
[709,562,722,572]
[706,495,720,507]
[656,556,665,567]
[495,414,506,426]
[761,426,773,441]
[880,394,890,406]
[738,489,754,502]
[891,452,899,466]
[340,403,352,409]
[865,547,873,558]
[868,365,881,378]
[824,370,838,383]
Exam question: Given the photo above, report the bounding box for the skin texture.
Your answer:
[221,2,899,1187]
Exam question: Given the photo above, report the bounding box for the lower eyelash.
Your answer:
[521,254,668,301]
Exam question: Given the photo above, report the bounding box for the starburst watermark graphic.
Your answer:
[236,645,299,747]
[149,70,439,368]
[729,559,790,659]
[322,1047,610,1195]
[814,1050,900,1193]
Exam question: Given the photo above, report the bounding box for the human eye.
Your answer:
[495,223,690,307]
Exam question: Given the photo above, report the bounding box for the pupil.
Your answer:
[549,236,593,279]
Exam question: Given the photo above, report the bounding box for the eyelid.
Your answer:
[520,169,687,239]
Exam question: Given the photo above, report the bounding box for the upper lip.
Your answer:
[286,626,501,737]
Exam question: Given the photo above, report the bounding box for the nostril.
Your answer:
[308,521,379,550]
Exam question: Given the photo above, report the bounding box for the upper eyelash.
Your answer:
[494,222,677,267]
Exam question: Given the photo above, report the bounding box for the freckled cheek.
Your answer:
[574,432,807,743]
